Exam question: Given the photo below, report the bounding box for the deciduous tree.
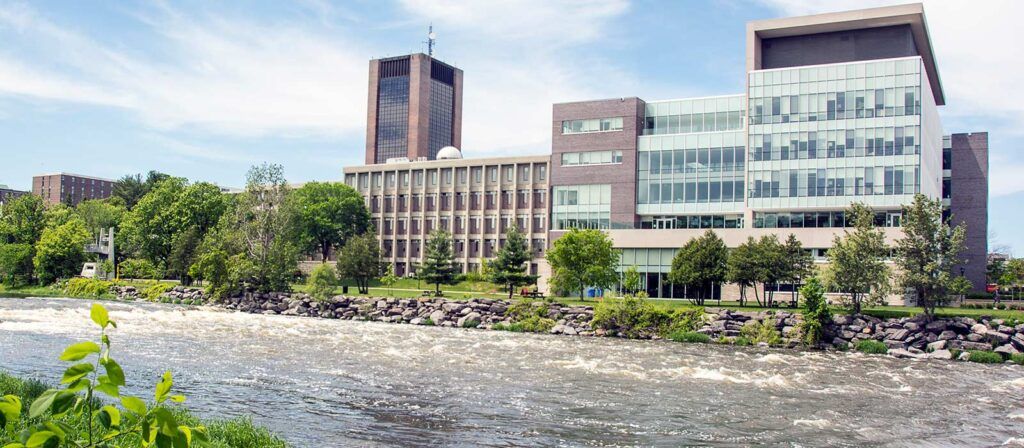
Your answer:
[824,203,890,314]
[33,216,90,284]
[546,228,618,301]
[669,230,728,305]
[336,232,381,294]
[293,182,370,262]
[893,194,967,319]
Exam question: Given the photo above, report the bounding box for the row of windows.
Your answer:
[643,110,745,135]
[638,180,745,204]
[749,126,920,161]
[347,164,547,189]
[427,80,455,159]
[553,184,610,207]
[552,213,610,231]
[638,147,745,175]
[748,166,920,199]
[552,184,612,230]
[561,117,623,134]
[752,211,903,229]
[560,150,622,166]
[750,58,922,87]
[375,76,410,163]
[749,87,921,124]
[639,215,743,229]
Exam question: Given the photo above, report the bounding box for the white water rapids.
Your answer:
[1,297,1023,447]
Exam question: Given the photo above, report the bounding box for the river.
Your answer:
[1,297,1022,447]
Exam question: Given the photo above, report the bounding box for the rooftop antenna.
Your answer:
[425,24,436,57]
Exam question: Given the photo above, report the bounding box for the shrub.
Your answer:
[668,331,710,343]
[950,348,962,359]
[138,282,172,301]
[307,263,338,301]
[1011,353,1024,365]
[64,277,112,298]
[967,350,1005,364]
[591,295,675,338]
[119,258,162,280]
[741,318,783,346]
[422,318,435,326]
[799,278,832,345]
[855,339,889,354]
[506,301,550,321]
[733,336,752,346]
[666,308,707,335]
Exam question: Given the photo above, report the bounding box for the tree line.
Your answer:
[546,194,970,319]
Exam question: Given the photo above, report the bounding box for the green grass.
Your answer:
[0,371,287,447]
[966,350,1005,364]
[855,340,889,354]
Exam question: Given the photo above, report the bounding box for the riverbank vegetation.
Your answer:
[0,303,286,447]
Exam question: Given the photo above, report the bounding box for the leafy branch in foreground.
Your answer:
[0,303,209,447]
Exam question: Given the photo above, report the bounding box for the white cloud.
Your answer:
[0,3,369,138]
[756,0,1024,196]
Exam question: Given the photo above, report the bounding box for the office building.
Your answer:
[365,53,463,164]
[550,4,988,299]
[32,173,115,206]
[344,4,989,301]
[344,148,549,277]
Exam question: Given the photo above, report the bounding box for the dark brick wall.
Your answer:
[762,25,917,70]
[949,132,988,292]
[550,98,645,228]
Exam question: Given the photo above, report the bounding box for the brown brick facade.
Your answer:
[949,132,988,292]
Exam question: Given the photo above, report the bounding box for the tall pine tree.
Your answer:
[489,226,536,299]
[419,229,458,296]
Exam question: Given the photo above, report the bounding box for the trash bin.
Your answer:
[587,288,596,298]
[342,285,349,294]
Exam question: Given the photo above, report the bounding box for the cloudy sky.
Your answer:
[0,0,1020,254]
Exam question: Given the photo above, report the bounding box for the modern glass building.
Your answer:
[547,4,989,301]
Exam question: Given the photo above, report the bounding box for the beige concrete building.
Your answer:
[344,149,549,278]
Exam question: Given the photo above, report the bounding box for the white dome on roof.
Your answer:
[436,146,463,160]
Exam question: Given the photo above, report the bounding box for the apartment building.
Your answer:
[0,185,28,211]
[32,173,115,206]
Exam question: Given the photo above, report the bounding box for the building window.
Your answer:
[562,117,623,134]
[552,184,611,230]
[561,150,623,167]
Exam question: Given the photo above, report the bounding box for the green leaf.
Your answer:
[154,371,173,403]
[90,303,109,328]
[94,382,119,398]
[0,395,21,427]
[168,395,185,403]
[24,431,56,448]
[101,358,126,386]
[49,391,76,418]
[97,405,121,429]
[60,362,94,384]
[152,407,179,437]
[40,422,66,442]
[59,341,100,362]
[28,390,58,418]
[120,396,147,415]
[2,443,25,448]
[65,378,88,392]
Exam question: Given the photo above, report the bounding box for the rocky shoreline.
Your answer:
[112,285,1024,362]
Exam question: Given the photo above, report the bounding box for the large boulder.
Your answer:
[927,349,953,360]
[428,310,446,324]
[994,344,1019,358]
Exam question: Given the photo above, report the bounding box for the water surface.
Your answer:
[1,297,1022,447]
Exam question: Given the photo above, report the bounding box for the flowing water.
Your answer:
[1,297,1023,447]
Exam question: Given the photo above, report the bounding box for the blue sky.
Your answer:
[0,0,1021,255]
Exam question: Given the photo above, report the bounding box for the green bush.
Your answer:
[494,315,556,333]
[591,295,676,338]
[142,282,174,301]
[741,318,783,346]
[505,301,550,321]
[64,277,112,298]
[668,331,710,343]
[967,350,1004,364]
[733,336,752,346]
[855,339,889,354]
[119,258,162,280]
[306,263,338,302]
[1011,353,1024,365]
[666,308,707,335]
